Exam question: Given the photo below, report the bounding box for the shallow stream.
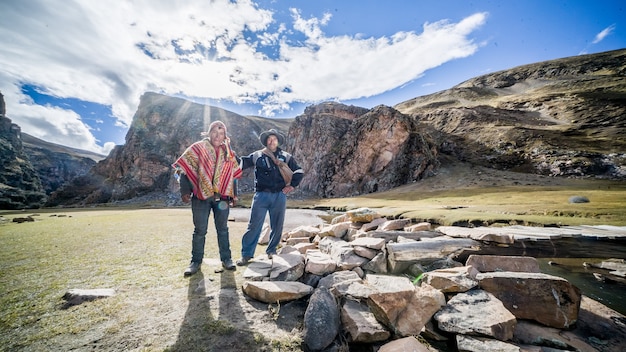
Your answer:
[538,257,625,315]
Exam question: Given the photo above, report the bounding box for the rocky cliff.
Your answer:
[395,48,626,178]
[47,92,291,206]
[289,102,439,197]
[0,104,47,209]
[22,133,102,195]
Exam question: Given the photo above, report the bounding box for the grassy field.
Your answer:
[294,180,626,227]
[0,208,304,352]
[1,179,625,351]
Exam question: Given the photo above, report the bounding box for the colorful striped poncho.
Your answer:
[173,139,242,200]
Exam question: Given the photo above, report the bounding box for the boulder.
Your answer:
[368,283,445,337]
[456,335,521,352]
[341,298,390,343]
[345,207,382,223]
[241,259,273,281]
[362,252,388,274]
[378,219,412,231]
[360,217,387,232]
[241,281,313,303]
[269,252,305,281]
[305,249,337,276]
[477,272,581,328]
[378,336,431,352]
[404,222,432,232]
[353,246,379,259]
[318,271,363,290]
[303,288,340,351]
[350,237,386,250]
[466,255,541,273]
[424,266,479,293]
[434,289,517,341]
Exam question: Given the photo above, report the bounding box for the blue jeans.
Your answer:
[240,191,286,258]
[190,196,232,263]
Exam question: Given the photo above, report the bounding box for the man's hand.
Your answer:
[181,194,191,203]
[282,185,295,194]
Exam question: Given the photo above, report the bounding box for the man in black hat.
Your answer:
[236,129,304,265]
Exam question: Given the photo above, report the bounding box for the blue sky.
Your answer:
[0,0,623,155]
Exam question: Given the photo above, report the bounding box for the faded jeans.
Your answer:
[240,191,286,258]
[190,196,232,264]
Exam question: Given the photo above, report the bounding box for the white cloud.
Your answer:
[592,24,616,44]
[0,0,487,152]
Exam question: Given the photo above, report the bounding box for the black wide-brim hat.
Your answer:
[259,129,285,146]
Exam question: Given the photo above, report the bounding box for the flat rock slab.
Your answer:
[241,281,313,303]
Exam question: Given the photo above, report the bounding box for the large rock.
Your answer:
[303,288,340,351]
[241,281,313,303]
[269,252,305,281]
[378,336,431,352]
[368,283,445,337]
[512,320,598,351]
[305,250,337,276]
[341,299,390,343]
[0,114,46,209]
[386,237,480,273]
[477,272,581,328]
[345,207,382,223]
[456,335,520,352]
[434,289,517,341]
[424,266,479,293]
[466,255,541,273]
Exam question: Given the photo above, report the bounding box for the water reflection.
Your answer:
[538,258,626,315]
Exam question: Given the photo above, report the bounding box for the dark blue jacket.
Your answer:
[241,148,303,193]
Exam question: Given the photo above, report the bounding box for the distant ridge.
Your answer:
[21,133,106,162]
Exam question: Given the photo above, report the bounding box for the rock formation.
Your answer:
[0,92,47,209]
[22,133,101,196]
[289,102,439,197]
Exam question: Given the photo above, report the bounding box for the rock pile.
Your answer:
[239,208,621,352]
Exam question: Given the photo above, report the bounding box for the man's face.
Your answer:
[266,135,279,151]
[210,125,226,148]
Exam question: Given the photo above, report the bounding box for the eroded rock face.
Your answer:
[289,103,439,198]
[0,95,46,209]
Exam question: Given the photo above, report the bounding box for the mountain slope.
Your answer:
[395,48,626,177]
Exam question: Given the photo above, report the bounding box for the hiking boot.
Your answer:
[184,262,201,276]
[267,252,276,259]
[222,259,236,271]
[236,257,252,266]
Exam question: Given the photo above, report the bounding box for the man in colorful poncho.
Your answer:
[173,121,242,276]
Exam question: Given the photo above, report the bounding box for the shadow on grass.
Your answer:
[167,270,217,351]
[167,267,272,352]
